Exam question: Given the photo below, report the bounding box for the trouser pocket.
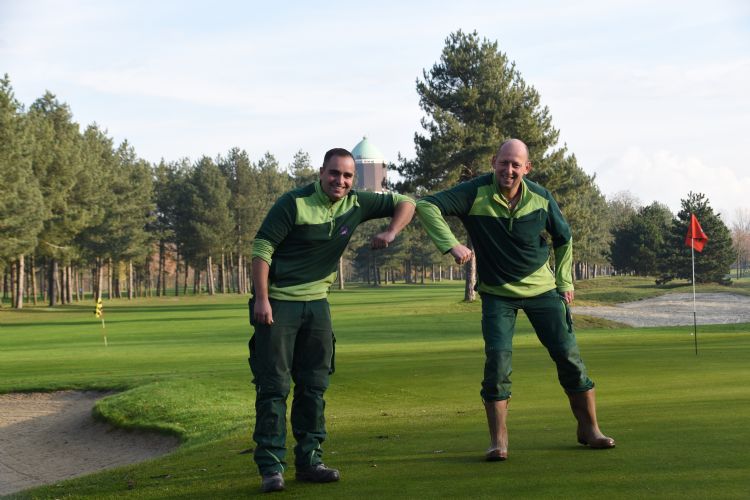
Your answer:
[248,296,256,326]
[329,332,336,375]
[563,301,573,333]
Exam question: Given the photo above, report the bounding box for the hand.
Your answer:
[561,290,574,304]
[253,297,274,325]
[371,230,396,249]
[449,244,473,265]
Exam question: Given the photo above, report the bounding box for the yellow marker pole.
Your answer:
[95,298,107,347]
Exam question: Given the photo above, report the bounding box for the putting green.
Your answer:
[1,281,748,498]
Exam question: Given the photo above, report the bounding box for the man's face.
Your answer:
[492,142,531,195]
[319,154,355,201]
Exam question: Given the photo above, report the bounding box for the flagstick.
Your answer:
[691,240,698,355]
[101,316,107,347]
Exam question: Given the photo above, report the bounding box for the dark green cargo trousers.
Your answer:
[248,298,334,475]
[480,290,594,401]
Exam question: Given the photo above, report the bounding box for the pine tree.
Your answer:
[247,152,294,247]
[0,75,44,259]
[658,192,734,284]
[27,92,85,306]
[110,141,155,298]
[610,202,673,276]
[217,148,258,293]
[0,75,44,308]
[289,149,318,187]
[397,30,608,297]
[186,156,234,294]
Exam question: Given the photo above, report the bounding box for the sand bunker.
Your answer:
[573,292,750,327]
[0,391,179,496]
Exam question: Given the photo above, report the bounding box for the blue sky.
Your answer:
[2,0,749,222]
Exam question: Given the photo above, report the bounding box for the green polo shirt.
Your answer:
[416,174,573,298]
[252,181,414,301]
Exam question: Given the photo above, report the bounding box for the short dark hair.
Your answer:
[323,148,354,167]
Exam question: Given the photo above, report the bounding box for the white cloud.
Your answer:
[594,147,750,223]
[2,0,749,222]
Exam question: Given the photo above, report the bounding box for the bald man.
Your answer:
[416,138,614,461]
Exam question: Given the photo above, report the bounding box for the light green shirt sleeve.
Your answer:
[392,193,416,206]
[553,237,574,292]
[415,199,461,254]
[251,238,275,266]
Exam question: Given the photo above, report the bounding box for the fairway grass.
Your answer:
[1,282,749,499]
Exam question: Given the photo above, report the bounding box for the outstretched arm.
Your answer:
[416,199,473,264]
[371,200,416,249]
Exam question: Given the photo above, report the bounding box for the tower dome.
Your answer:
[351,137,387,192]
[352,136,384,162]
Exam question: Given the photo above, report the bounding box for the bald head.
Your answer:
[492,138,532,199]
[496,139,530,161]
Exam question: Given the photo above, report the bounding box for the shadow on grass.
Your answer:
[1,302,247,315]
[344,450,493,466]
[6,315,243,328]
[106,304,246,314]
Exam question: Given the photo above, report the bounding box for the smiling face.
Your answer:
[319,153,355,202]
[492,139,532,198]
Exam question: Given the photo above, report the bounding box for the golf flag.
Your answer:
[685,214,708,252]
[685,213,707,355]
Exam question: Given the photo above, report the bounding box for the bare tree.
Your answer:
[732,208,750,279]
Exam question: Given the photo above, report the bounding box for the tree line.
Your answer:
[610,192,741,283]
[1,31,743,309]
[0,73,459,309]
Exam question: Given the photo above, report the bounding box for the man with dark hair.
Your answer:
[416,138,614,462]
[249,147,415,492]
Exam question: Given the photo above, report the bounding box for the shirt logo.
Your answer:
[339,225,350,236]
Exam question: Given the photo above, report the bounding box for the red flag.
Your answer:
[685,213,708,252]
